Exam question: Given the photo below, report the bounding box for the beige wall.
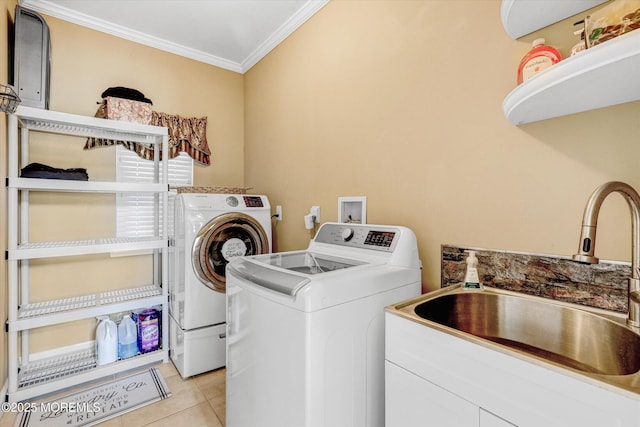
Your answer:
[245,0,640,292]
[0,5,245,383]
[45,16,246,187]
[2,0,640,398]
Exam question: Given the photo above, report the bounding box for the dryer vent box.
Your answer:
[338,196,366,224]
[11,6,51,109]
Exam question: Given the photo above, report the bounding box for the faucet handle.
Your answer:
[628,281,640,329]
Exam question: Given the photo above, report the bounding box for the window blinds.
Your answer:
[116,145,193,237]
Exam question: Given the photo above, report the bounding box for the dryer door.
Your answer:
[192,212,269,293]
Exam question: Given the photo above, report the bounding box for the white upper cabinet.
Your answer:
[501,0,640,125]
[500,0,608,39]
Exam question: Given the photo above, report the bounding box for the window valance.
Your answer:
[84,101,211,166]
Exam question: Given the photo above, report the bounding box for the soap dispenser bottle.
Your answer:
[463,250,483,290]
[517,38,562,84]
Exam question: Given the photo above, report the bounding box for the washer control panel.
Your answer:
[224,195,265,208]
[314,223,399,252]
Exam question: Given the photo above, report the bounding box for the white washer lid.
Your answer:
[227,252,365,296]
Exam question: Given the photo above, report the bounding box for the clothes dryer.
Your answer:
[169,193,271,378]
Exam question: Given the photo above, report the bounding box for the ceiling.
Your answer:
[19,0,329,73]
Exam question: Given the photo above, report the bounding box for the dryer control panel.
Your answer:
[314,223,399,252]
[224,195,265,208]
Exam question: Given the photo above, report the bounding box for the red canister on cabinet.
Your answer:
[517,38,562,84]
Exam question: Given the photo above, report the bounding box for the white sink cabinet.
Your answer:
[385,311,640,427]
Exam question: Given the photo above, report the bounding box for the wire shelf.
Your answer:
[0,84,21,114]
[18,285,162,319]
[18,350,97,389]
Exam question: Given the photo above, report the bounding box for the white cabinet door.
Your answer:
[386,361,478,427]
[480,409,516,427]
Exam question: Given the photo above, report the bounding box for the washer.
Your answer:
[225,222,421,427]
[169,193,271,378]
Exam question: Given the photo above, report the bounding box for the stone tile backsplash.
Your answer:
[441,245,630,313]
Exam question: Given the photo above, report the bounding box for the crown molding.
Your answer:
[241,0,329,72]
[19,0,328,74]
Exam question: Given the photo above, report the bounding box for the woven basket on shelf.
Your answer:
[173,186,253,194]
[0,84,20,114]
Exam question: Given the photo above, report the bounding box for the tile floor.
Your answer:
[0,362,226,427]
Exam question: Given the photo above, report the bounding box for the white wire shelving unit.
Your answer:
[6,106,170,402]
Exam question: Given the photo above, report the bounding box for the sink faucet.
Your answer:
[573,181,640,329]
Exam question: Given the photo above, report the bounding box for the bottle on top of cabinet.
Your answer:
[517,38,562,84]
[570,20,587,57]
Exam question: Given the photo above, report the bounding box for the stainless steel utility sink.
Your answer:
[388,286,640,393]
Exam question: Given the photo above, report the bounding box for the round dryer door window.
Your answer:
[192,212,269,293]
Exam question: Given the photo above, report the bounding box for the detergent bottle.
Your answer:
[118,313,139,359]
[96,316,118,365]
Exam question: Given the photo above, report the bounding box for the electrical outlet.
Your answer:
[275,205,283,221]
[310,206,320,223]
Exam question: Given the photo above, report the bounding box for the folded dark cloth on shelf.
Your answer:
[101,86,153,105]
[20,162,89,181]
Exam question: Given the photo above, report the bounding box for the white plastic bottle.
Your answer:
[96,316,118,365]
[118,314,139,359]
[463,250,483,290]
